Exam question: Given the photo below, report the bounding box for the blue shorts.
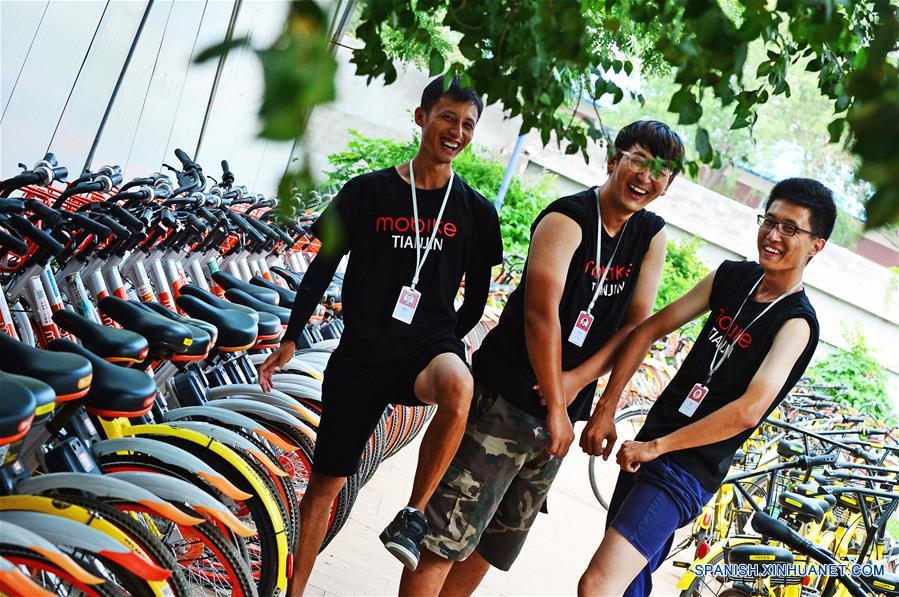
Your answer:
[607,455,713,597]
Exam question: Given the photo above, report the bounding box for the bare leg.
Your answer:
[439,550,491,597]
[577,528,648,597]
[289,473,346,597]
[407,353,473,510]
[398,548,455,597]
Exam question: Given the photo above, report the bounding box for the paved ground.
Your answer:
[307,421,692,596]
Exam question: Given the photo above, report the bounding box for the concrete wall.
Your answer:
[306,48,899,406]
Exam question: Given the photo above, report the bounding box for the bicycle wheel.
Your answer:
[588,406,650,510]
[0,546,118,597]
[678,547,728,597]
[32,493,191,597]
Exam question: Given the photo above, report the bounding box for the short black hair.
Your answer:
[613,120,686,174]
[421,76,484,119]
[765,178,837,239]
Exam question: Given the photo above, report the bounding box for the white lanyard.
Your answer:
[409,160,454,290]
[706,275,803,384]
[586,187,628,315]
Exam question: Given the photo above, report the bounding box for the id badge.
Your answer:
[678,383,709,417]
[567,310,594,347]
[392,285,421,324]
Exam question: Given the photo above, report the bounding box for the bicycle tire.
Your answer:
[588,406,650,510]
[678,548,727,597]
[154,435,284,597]
[0,546,118,597]
[34,493,191,597]
[98,449,282,597]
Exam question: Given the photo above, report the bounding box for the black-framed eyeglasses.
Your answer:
[618,150,671,184]
[757,214,815,237]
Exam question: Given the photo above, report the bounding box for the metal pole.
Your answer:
[83,0,154,173]
[195,0,243,160]
[494,133,527,211]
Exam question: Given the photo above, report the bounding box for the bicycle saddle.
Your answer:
[225,288,291,326]
[727,543,794,565]
[0,333,92,402]
[778,491,825,523]
[52,309,149,364]
[180,284,281,341]
[859,571,899,597]
[98,296,193,356]
[0,372,56,424]
[269,266,304,290]
[0,373,37,444]
[174,295,257,352]
[135,302,213,361]
[48,339,156,419]
[250,274,296,308]
[212,271,279,305]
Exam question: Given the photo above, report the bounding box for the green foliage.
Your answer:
[807,331,895,425]
[350,0,899,227]
[655,237,708,311]
[323,131,557,255]
[656,237,709,337]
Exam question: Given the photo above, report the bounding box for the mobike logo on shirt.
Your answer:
[375,216,458,251]
[583,260,634,298]
[708,306,754,354]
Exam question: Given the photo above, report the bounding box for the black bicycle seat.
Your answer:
[859,571,899,597]
[0,373,37,443]
[270,266,304,290]
[0,333,92,402]
[225,288,291,325]
[727,543,794,566]
[52,309,149,364]
[212,271,279,305]
[47,339,156,418]
[175,295,257,351]
[180,284,282,341]
[778,491,825,523]
[250,275,296,308]
[98,296,193,356]
[135,302,213,360]
[1,372,56,424]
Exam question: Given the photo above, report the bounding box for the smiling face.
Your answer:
[757,199,826,273]
[415,96,479,164]
[605,144,674,214]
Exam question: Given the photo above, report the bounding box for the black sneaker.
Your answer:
[380,508,428,570]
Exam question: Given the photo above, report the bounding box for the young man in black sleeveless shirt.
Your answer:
[257,77,503,594]
[578,178,836,596]
[400,121,685,595]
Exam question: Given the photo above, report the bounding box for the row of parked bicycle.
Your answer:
[0,152,440,596]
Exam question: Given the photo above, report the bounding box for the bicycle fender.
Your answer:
[93,437,251,501]
[0,554,57,596]
[158,420,288,477]
[206,383,320,426]
[0,520,104,585]
[0,511,170,581]
[16,472,203,526]
[205,398,316,443]
[106,471,254,537]
[166,405,298,452]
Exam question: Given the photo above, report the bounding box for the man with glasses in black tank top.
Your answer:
[257,76,503,595]
[578,178,835,596]
[400,121,685,596]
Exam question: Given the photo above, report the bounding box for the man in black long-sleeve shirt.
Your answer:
[258,76,503,595]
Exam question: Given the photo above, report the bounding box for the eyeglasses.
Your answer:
[757,214,815,237]
[618,150,671,184]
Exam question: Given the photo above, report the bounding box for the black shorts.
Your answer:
[312,337,468,477]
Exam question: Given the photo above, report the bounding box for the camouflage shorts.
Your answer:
[422,384,563,571]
